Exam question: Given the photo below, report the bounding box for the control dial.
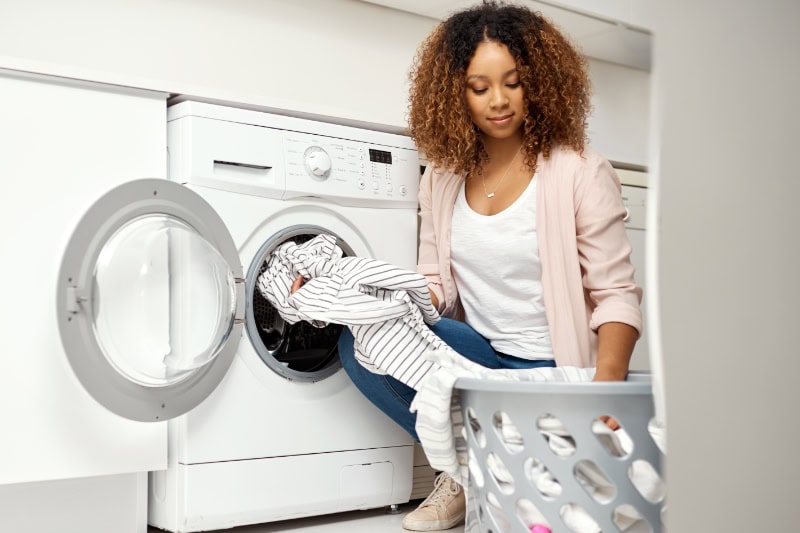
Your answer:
[304,146,332,179]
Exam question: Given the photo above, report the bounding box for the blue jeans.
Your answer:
[337,317,556,442]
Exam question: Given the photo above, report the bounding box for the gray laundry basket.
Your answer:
[455,373,665,533]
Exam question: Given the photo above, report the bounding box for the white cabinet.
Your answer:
[0,473,148,533]
[545,0,654,31]
[0,70,246,533]
[359,0,652,70]
[0,72,176,486]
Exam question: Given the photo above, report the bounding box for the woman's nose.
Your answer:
[490,89,508,108]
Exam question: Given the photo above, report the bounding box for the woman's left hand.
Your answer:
[290,276,306,294]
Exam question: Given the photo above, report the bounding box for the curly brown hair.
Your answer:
[407,0,591,176]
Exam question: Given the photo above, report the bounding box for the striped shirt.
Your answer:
[256,234,450,389]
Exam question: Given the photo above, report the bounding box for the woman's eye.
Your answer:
[506,82,521,88]
[471,88,488,95]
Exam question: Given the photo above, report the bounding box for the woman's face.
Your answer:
[464,40,525,143]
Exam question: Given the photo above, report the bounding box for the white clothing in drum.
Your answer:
[256,234,448,389]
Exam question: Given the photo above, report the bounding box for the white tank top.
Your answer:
[450,175,554,360]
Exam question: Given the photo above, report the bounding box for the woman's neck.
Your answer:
[482,135,525,167]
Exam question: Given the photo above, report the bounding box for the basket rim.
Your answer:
[454,374,652,395]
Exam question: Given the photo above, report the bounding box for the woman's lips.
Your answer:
[488,114,513,125]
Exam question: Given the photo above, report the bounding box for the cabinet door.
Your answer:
[0,73,241,485]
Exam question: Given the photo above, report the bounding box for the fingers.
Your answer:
[599,415,621,431]
[290,276,306,294]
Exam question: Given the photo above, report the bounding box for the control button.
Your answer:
[385,184,393,193]
[357,179,366,190]
[372,180,380,191]
[399,185,408,196]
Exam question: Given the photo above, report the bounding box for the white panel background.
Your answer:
[653,0,800,530]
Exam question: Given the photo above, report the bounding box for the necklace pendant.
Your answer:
[487,192,495,198]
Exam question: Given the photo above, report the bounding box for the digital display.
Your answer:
[369,148,393,164]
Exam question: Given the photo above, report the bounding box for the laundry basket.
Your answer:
[455,373,665,533]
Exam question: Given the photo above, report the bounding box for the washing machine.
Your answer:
[147,101,419,532]
[617,168,649,371]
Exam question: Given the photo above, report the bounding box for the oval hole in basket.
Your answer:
[486,490,512,532]
[466,407,487,449]
[628,459,666,504]
[591,416,632,458]
[516,498,549,531]
[487,452,515,495]
[492,411,524,455]
[536,414,576,457]
[560,502,600,533]
[523,456,562,500]
[614,504,653,532]
[573,459,616,504]
[468,447,486,488]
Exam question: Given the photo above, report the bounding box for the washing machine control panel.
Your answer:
[284,133,419,208]
[167,104,421,209]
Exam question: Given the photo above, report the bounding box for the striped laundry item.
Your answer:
[410,349,596,486]
[256,234,452,389]
[410,350,598,533]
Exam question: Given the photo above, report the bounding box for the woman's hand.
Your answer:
[429,289,439,309]
[290,276,306,294]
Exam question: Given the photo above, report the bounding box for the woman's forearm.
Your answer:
[593,321,638,381]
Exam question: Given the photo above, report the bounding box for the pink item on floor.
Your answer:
[530,526,551,533]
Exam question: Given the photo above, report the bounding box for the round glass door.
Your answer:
[58,179,244,422]
[93,214,236,386]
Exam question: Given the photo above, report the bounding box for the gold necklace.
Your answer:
[481,145,522,199]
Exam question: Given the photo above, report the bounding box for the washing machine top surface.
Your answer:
[168,99,417,150]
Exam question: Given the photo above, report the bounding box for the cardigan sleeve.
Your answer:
[574,155,644,336]
[416,165,446,314]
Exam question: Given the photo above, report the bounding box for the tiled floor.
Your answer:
[147,502,465,533]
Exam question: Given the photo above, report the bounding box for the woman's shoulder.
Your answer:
[423,164,465,189]
[426,163,463,178]
[543,145,608,170]
[543,145,617,184]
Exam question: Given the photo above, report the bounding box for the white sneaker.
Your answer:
[402,472,466,531]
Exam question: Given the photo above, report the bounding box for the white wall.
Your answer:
[0,0,436,131]
[0,0,649,159]
[587,59,650,167]
[653,1,800,530]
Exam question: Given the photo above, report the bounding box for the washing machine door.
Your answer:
[57,178,244,422]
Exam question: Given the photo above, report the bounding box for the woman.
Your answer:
[337,1,643,530]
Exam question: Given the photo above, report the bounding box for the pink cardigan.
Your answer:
[417,146,643,368]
